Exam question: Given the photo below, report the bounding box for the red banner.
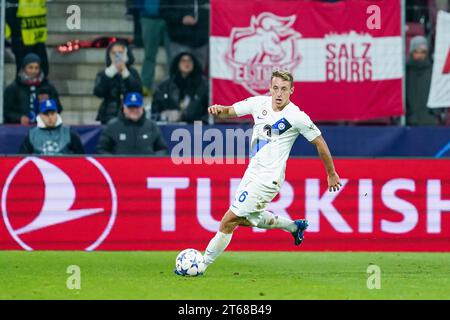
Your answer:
[210,0,404,121]
[1,157,449,251]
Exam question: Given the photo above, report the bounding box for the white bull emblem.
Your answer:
[226,12,302,95]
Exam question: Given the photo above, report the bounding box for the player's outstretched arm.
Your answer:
[208,104,238,119]
[311,135,342,192]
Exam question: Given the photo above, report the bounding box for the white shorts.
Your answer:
[229,178,279,226]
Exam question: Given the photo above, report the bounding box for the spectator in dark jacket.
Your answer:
[97,92,168,155]
[162,0,209,69]
[406,36,440,126]
[94,40,143,124]
[152,52,208,123]
[20,99,84,155]
[3,53,62,125]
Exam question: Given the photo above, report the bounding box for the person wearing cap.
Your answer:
[19,99,84,155]
[96,92,168,155]
[3,53,62,125]
[93,40,143,125]
[406,35,441,126]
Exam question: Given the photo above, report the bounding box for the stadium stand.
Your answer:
[1,0,449,154]
[4,0,169,125]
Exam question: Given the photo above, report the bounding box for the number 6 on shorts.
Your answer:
[238,191,248,202]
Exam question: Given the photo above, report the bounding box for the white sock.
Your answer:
[203,231,232,267]
[256,211,297,233]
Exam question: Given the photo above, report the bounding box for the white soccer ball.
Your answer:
[175,248,206,277]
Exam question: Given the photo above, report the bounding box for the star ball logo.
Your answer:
[42,141,60,155]
[1,157,117,251]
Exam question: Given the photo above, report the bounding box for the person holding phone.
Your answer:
[93,40,143,124]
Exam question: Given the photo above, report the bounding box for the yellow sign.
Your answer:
[17,0,47,18]
[17,0,47,45]
[6,23,11,39]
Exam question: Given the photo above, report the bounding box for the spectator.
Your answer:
[140,0,170,96]
[126,0,144,47]
[3,53,62,125]
[94,40,143,125]
[6,0,49,76]
[20,99,84,155]
[406,36,440,126]
[152,52,208,123]
[162,0,209,70]
[96,92,168,155]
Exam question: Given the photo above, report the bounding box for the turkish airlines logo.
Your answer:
[226,12,302,95]
[1,157,117,251]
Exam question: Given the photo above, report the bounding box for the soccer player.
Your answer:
[202,70,342,271]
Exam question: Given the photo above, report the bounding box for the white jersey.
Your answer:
[233,96,321,189]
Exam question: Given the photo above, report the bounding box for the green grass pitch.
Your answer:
[1,251,449,299]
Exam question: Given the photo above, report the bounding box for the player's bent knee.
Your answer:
[219,220,236,234]
[219,210,241,233]
[219,212,253,233]
[238,218,253,227]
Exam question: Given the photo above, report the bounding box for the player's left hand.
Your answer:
[327,172,342,192]
[208,105,224,116]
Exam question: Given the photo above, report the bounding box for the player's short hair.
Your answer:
[271,70,294,88]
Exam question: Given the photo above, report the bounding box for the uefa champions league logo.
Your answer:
[42,140,60,155]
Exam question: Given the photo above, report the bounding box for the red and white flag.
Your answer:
[210,0,404,121]
[428,10,450,109]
